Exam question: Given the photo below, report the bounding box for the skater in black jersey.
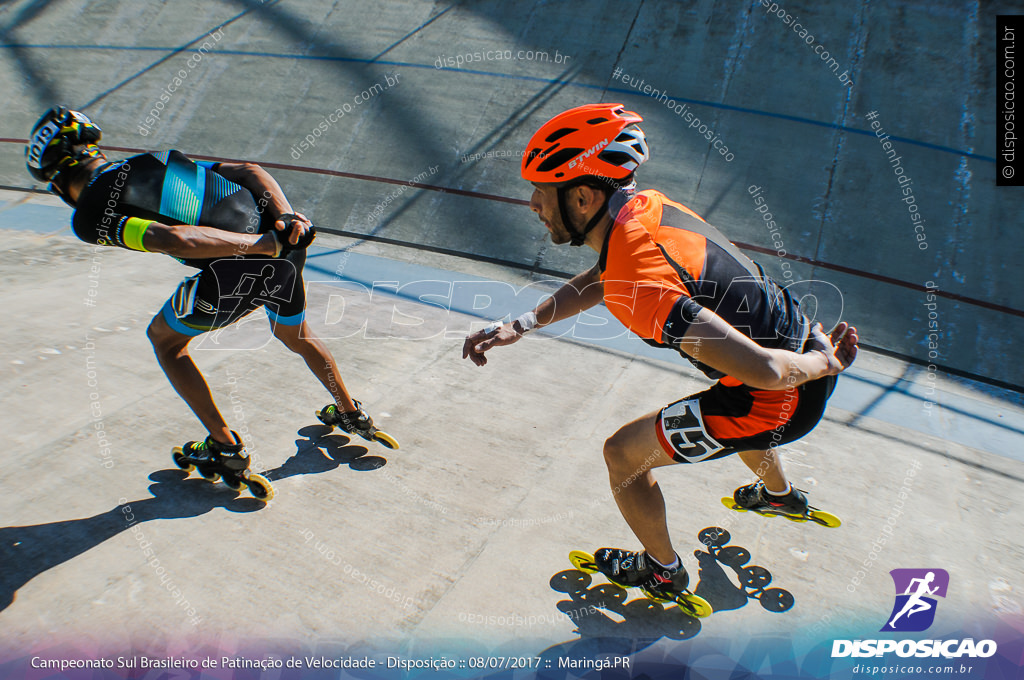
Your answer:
[26,107,397,499]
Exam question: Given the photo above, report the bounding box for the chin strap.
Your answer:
[556,183,610,247]
[55,145,104,180]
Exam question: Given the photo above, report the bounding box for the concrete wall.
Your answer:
[1,0,1019,386]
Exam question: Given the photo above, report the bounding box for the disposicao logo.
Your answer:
[831,569,997,659]
[882,568,948,632]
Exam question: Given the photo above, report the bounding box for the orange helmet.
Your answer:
[521,103,648,246]
[521,103,648,184]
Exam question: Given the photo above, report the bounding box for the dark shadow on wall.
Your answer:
[0,0,64,104]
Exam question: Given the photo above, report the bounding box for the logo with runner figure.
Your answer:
[881,568,949,632]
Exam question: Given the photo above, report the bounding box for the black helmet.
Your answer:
[25,106,103,184]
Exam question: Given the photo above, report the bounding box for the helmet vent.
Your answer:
[541,142,561,157]
[586,117,609,124]
[545,127,576,143]
[525,147,543,168]
[537,147,583,172]
[598,150,637,169]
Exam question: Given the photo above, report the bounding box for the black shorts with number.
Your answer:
[161,250,307,336]
[656,375,837,463]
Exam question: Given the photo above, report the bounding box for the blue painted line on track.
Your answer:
[3,196,1020,461]
[299,247,1024,462]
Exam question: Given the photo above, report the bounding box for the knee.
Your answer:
[147,315,185,354]
[147,315,167,348]
[603,432,631,475]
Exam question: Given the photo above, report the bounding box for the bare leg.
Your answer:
[602,411,680,565]
[147,313,234,444]
[737,448,790,493]
[272,320,356,412]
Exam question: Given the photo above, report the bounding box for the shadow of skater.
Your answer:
[0,469,263,612]
[261,425,388,482]
[539,526,796,659]
[693,527,795,614]
[549,568,703,642]
[538,568,699,667]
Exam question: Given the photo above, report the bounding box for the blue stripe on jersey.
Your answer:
[159,154,206,225]
[207,169,242,204]
[199,165,246,219]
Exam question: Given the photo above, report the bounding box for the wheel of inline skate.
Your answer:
[675,593,713,618]
[808,510,841,528]
[198,467,220,483]
[222,474,246,491]
[246,473,275,501]
[171,447,194,473]
[372,431,399,449]
[569,550,598,573]
[642,588,673,604]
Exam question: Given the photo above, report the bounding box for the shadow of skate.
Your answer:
[0,470,261,613]
[260,425,387,482]
[693,527,794,614]
[549,568,703,642]
[538,568,697,667]
[541,526,794,649]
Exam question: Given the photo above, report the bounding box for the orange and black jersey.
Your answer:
[598,190,808,380]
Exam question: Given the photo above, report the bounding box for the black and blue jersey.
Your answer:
[71,150,306,335]
[72,149,275,269]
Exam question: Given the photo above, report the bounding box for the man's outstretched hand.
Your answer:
[462,324,523,367]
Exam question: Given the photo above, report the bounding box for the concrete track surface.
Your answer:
[1,1,1023,678]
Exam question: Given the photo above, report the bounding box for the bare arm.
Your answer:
[213,162,312,246]
[213,162,293,218]
[677,308,858,389]
[533,265,604,329]
[142,221,278,258]
[462,265,604,366]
